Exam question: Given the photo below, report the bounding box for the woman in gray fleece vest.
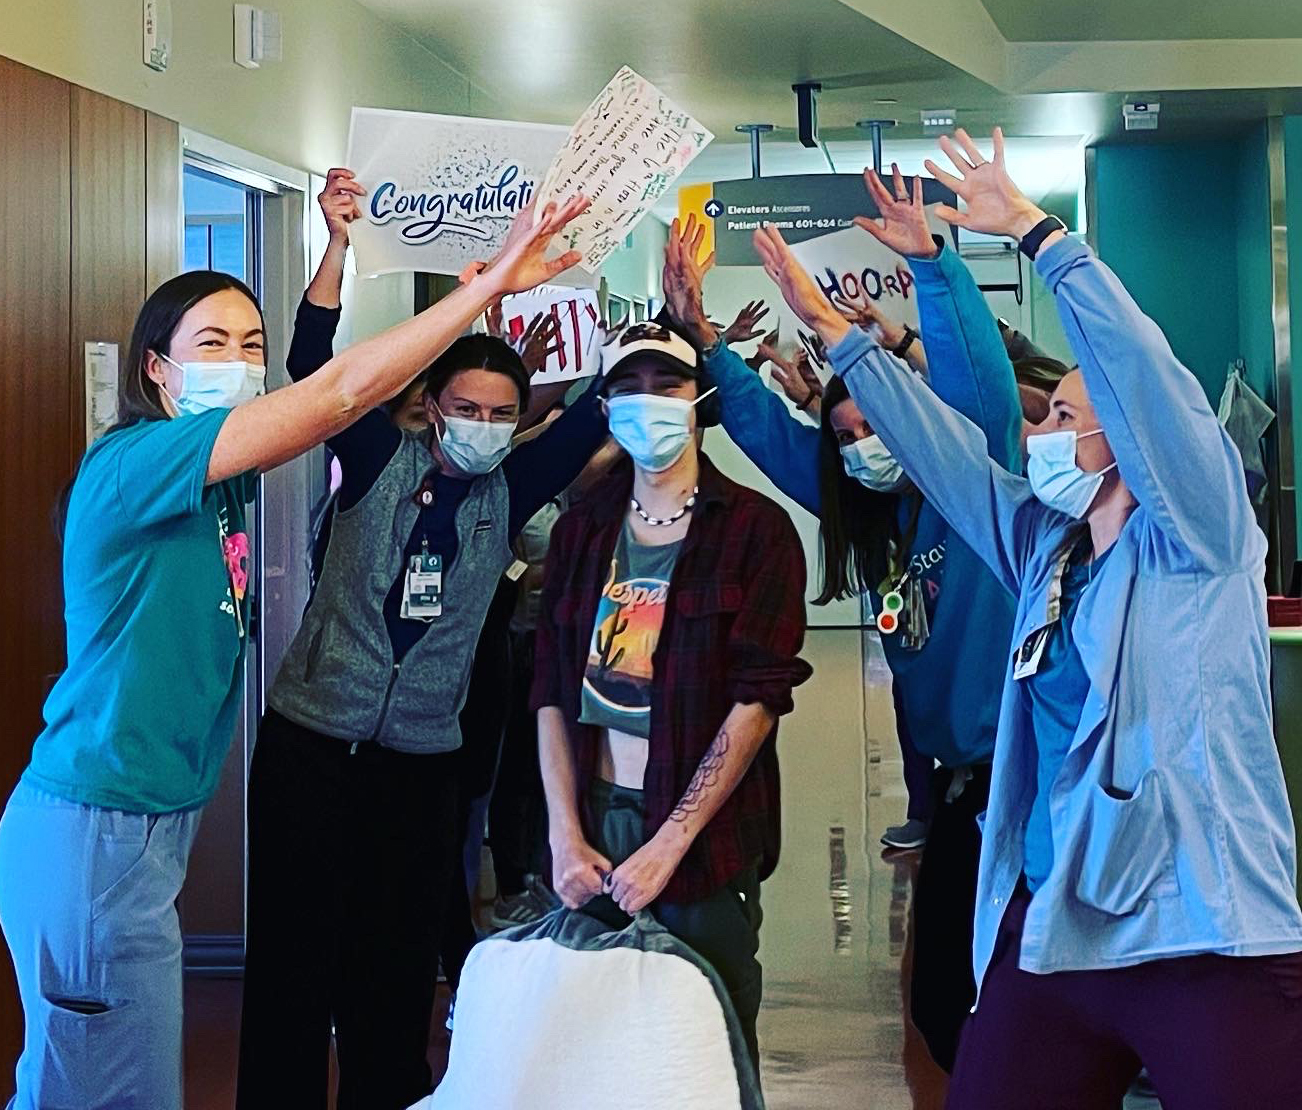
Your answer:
[235,172,613,1110]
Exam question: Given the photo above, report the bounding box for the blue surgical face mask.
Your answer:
[161,352,266,415]
[605,387,718,473]
[1025,428,1117,519]
[840,434,909,493]
[435,411,517,475]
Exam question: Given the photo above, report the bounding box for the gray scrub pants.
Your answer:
[0,781,201,1110]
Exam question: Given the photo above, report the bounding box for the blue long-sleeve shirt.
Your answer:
[833,236,1302,987]
[705,243,1022,769]
[286,298,607,661]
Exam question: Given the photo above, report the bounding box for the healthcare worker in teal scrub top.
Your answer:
[0,194,588,1110]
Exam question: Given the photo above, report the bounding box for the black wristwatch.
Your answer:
[1019,215,1068,261]
[891,326,918,360]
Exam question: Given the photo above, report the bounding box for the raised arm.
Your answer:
[855,164,1022,471]
[1036,238,1254,567]
[204,196,589,484]
[285,170,361,383]
[504,374,608,537]
[663,214,822,516]
[924,128,1255,569]
[754,222,1041,595]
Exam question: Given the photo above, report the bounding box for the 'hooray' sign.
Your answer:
[346,107,569,278]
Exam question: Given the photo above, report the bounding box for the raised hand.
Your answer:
[485,196,590,296]
[854,164,937,260]
[722,300,770,345]
[771,349,824,413]
[752,224,850,347]
[744,326,780,372]
[662,213,717,347]
[833,292,908,351]
[318,168,365,242]
[923,127,1045,240]
[484,301,506,340]
[516,312,563,376]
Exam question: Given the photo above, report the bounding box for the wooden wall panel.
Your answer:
[0,53,73,1099]
[145,111,182,292]
[69,86,147,469]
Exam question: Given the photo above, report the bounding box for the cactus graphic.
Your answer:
[594,611,629,675]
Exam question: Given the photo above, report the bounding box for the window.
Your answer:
[183,165,260,290]
[607,293,632,327]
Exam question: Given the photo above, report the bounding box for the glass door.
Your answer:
[178,153,310,974]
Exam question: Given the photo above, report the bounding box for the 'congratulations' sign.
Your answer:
[346,107,568,277]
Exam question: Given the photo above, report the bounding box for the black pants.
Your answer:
[437,578,517,991]
[487,628,548,895]
[237,710,460,1110]
[909,762,991,1074]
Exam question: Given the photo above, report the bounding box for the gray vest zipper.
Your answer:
[370,662,402,742]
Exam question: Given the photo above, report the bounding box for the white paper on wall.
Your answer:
[535,67,713,273]
[84,341,119,444]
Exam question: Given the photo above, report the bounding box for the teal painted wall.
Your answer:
[1235,123,1276,406]
[1286,117,1302,555]
[1092,140,1251,403]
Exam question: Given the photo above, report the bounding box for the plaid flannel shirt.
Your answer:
[531,452,812,903]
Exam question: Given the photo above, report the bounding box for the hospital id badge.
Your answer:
[402,552,442,621]
[1012,625,1051,681]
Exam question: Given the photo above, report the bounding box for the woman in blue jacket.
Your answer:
[755,128,1302,1108]
[0,195,588,1110]
[663,196,1022,1074]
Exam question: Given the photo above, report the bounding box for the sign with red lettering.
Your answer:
[500,284,602,385]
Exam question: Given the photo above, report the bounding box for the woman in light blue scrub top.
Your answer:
[0,194,590,1110]
[754,129,1302,1108]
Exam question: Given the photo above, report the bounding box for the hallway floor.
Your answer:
[183,631,949,1107]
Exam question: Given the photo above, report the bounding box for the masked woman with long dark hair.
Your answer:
[663,195,1022,1074]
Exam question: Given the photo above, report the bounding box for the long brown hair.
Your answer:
[813,374,904,605]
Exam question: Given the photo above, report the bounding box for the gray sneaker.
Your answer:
[881,818,929,850]
[487,888,546,931]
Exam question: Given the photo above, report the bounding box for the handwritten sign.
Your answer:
[500,285,602,385]
[535,67,713,273]
[346,107,567,277]
[779,211,948,370]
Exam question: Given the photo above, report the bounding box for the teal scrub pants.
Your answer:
[582,778,764,1074]
[0,781,201,1109]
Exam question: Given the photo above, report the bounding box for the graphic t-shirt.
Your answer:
[579,522,682,739]
[26,408,258,813]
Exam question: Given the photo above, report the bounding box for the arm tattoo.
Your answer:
[669,727,732,824]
